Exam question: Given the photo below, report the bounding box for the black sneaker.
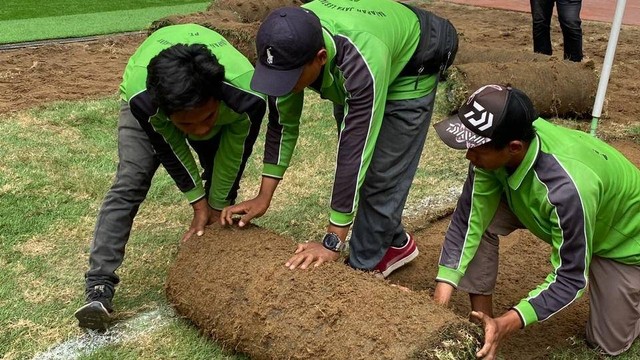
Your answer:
[74,285,114,330]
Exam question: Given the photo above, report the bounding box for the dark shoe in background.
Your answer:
[74,284,114,330]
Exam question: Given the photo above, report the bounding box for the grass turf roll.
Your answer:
[166,225,481,360]
[454,41,552,65]
[443,60,597,118]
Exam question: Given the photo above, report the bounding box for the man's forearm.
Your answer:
[434,281,455,306]
[258,176,280,201]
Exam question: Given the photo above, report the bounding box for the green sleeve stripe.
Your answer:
[275,96,286,167]
[149,118,201,190]
[457,179,477,272]
[208,200,229,211]
[262,163,286,179]
[329,210,355,227]
[223,78,266,101]
[436,265,464,286]
[207,116,252,209]
[185,187,206,204]
[513,300,538,326]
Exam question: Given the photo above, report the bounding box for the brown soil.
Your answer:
[2,0,639,358]
[0,34,144,113]
[390,224,585,359]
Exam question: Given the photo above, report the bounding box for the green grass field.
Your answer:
[0,0,206,20]
[0,1,208,44]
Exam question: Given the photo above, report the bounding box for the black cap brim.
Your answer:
[251,61,304,97]
[434,114,492,150]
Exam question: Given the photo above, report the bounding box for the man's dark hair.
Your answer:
[487,87,538,149]
[147,44,225,115]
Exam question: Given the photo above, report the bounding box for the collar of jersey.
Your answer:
[508,130,541,190]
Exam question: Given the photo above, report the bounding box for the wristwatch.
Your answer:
[322,232,345,252]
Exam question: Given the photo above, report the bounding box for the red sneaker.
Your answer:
[374,233,419,278]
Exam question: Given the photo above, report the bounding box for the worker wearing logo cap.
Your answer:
[433,84,640,358]
[222,0,456,277]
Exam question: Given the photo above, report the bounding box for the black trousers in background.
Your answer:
[530,0,583,62]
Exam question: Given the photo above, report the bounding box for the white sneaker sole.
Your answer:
[381,247,419,278]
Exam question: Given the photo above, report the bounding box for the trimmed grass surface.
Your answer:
[0,0,206,21]
[0,3,208,44]
[0,98,244,359]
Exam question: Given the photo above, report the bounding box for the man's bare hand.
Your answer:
[181,198,211,243]
[221,196,270,227]
[284,242,340,270]
[472,310,522,359]
[208,208,222,226]
[221,177,279,227]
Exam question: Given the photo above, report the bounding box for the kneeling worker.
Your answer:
[433,84,640,358]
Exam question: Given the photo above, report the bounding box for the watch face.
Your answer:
[323,233,341,251]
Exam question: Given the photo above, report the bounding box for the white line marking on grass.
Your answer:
[32,306,174,360]
[404,187,462,217]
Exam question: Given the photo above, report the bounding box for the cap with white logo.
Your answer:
[434,84,535,149]
[251,7,324,97]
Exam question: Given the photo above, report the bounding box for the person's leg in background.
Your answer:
[556,0,583,61]
[530,0,555,55]
[457,200,525,318]
[76,102,160,329]
[585,256,640,356]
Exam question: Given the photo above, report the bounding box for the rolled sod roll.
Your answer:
[149,0,302,65]
[443,60,598,118]
[166,225,481,360]
[207,0,303,24]
[454,42,552,65]
[148,13,260,63]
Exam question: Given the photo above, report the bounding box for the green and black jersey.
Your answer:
[438,119,640,326]
[119,24,266,209]
[263,0,438,226]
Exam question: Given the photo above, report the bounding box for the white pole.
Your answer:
[590,0,627,136]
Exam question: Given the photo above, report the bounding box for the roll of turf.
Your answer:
[454,41,551,65]
[443,60,598,119]
[166,224,481,360]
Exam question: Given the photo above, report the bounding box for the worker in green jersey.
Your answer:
[74,24,267,330]
[222,0,458,277]
[432,84,640,358]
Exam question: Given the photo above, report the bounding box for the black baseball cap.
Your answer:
[251,7,324,97]
[434,84,537,149]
